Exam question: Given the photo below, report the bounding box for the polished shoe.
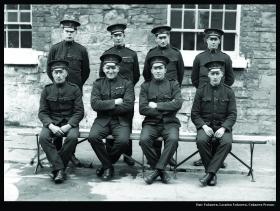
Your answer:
[102,168,114,181]
[70,154,83,167]
[193,158,203,166]
[168,157,177,167]
[50,170,58,180]
[208,174,217,186]
[96,166,105,177]
[144,169,161,185]
[123,156,135,166]
[221,162,227,169]
[160,170,171,184]
[199,173,214,186]
[54,169,65,184]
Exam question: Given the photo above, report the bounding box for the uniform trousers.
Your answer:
[106,112,133,157]
[196,128,232,174]
[88,119,130,169]
[39,126,79,172]
[139,124,179,170]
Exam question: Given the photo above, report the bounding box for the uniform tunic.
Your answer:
[139,78,183,170]
[47,40,90,91]
[88,75,135,168]
[143,45,185,86]
[191,49,235,88]
[191,83,237,173]
[38,82,84,172]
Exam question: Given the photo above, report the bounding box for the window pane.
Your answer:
[8,24,19,29]
[170,32,181,50]
[184,11,195,29]
[171,10,182,28]
[171,4,182,9]
[223,33,235,51]
[184,4,195,9]
[183,32,194,50]
[224,12,236,30]
[212,4,223,9]
[20,12,30,22]
[8,31,19,48]
[8,12,18,22]
[21,25,32,29]
[6,4,18,10]
[211,12,223,29]
[197,32,206,50]
[21,31,32,48]
[225,4,237,10]
[19,4,30,10]
[198,4,209,9]
[198,11,209,29]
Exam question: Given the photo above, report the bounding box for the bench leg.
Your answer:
[173,149,178,179]
[229,143,256,182]
[34,134,43,174]
[248,143,255,182]
[174,150,199,171]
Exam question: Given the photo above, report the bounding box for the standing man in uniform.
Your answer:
[99,23,140,166]
[139,55,183,184]
[47,17,90,166]
[191,60,237,186]
[191,28,235,167]
[38,60,84,184]
[88,53,135,181]
[142,25,184,166]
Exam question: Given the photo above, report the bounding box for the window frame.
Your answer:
[4,4,40,65]
[167,4,247,68]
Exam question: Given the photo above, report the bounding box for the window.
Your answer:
[167,4,246,67]
[4,4,32,48]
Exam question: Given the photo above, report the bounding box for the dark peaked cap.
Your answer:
[204,60,225,71]
[151,25,172,35]
[148,55,170,66]
[48,59,69,70]
[107,23,127,34]
[100,53,122,64]
[60,19,81,29]
[204,28,224,38]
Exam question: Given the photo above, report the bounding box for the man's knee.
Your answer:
[88,133,101,145]
[220,135,232,151]
[39,128,52,145]
[196,135,209,147]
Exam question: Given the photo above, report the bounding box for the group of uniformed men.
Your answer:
[38,17,237,187]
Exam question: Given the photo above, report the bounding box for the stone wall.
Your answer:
[4,4,276,136]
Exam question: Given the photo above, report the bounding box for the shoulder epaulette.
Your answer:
[45,83,53,87]
[148,46,157,53]
[96,77,105,81]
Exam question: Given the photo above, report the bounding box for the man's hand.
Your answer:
[148,102,157,108]
[49,123,64,137]
[60,124,72,134]
[115,98,123,105]
[202,125,214,137]
[214,127,226,138]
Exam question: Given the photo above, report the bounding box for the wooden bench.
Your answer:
[19,129,270,182]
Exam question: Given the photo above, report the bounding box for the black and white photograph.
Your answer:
[3,3,277,204]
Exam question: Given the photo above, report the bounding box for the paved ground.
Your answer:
[4,126,277,204]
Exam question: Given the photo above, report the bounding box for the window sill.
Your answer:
[181,50,248,69]
[4,48,45,65]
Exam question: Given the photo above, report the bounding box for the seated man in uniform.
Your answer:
[139,55,183,185]
[88,53,135,181]
[38,60,84,184]
[191,60,237,186]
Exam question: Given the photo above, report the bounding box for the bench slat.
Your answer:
[18,129,269,144]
